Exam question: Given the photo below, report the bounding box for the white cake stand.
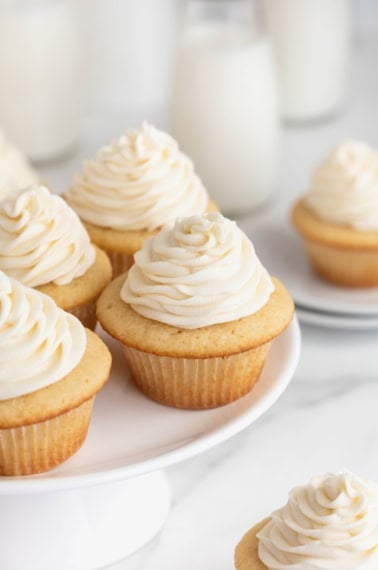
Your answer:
[0,317,300,570]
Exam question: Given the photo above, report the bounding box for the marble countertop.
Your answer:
[116,326,378,570]
[38,35,378,570]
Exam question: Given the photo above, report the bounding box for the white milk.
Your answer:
[263,0,351,122]
[172,22,280,214]
[0,1,79,161]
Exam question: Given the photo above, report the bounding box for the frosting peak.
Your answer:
[0,185,95,287]
[65,122,209,231]
[120,212,274,329]
[0,271,86,399]
[305,140,378,230]
[0,131,39,200]
[257,471,378,569]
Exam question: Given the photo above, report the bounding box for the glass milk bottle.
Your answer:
[263,0,351,122]
[172,0,280,215]
[0,0,80,162]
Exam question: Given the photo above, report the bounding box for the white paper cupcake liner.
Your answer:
[122,342,272,409]
[0,397,94,476]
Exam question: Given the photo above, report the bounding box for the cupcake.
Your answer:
[0,184,112,329]
[65,122,215,276]
[0,271,111,475]
[292,140,378,287]
[97,212,294,409]
[235,470,378,569]
[0,130,39,200]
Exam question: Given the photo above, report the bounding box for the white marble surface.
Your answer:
[115,325,378,570]
[37,34,378,570]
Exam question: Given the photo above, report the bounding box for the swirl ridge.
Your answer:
[0,271,86,399]
[258,471,378,569]
[305,140,378,230]
[0,185,95,287]
[121,212,274,329]
[66,122,209,231]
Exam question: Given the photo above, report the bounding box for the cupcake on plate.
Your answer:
[292,140,378,287]
[0,271,111,475]
[97,212,294,409]
[65,122,215,276]
[0,184,112,329]
[234,470,378,569]
[0,130,39,200]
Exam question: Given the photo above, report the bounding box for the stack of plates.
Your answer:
[250,223,378,330]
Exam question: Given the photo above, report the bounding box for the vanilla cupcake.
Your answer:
[292,140,378,287]
[97,212,294,409]
[235,470,378,569]
[0,271,111,475]
[65,122,214,276]
[0,130,39,200]
[0,185,112,329]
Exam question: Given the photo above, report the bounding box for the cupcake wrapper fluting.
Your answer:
[122,342,272,409]
[0,397,95,476]
[304,240,378,287]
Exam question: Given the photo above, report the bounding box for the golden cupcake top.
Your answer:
[120,212,275,329]
[0,185,95,287]
[304,140,378,231]
[0,270,86,399]
[65,122,209,231]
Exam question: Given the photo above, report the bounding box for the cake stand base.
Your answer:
[0,470,170,570]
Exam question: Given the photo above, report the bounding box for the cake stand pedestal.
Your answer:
[0,318,300,570]
[0,471,170,570]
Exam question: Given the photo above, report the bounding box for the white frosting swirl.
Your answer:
[305,140,378,230]
[257,471,378,569]
[0,131,39,200]
[65,122,209,231]
[0,185,95,287]
[121,212,274,329]
[0,271,86,399]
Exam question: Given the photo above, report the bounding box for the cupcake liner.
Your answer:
[106,250,134,277]
[0,397,94,476]
[304,240,378,287]
[68,299,97,330]
[122,342,272,409]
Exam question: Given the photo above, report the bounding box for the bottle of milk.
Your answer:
[263,0,351,122]
[172,0,280,215]
[0,0,80,162]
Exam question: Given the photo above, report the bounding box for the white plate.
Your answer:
[250,224,378,317]
[0,318,301,494]
[297,307,378,330]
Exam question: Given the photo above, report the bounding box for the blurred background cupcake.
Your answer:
[292,140,378,287]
